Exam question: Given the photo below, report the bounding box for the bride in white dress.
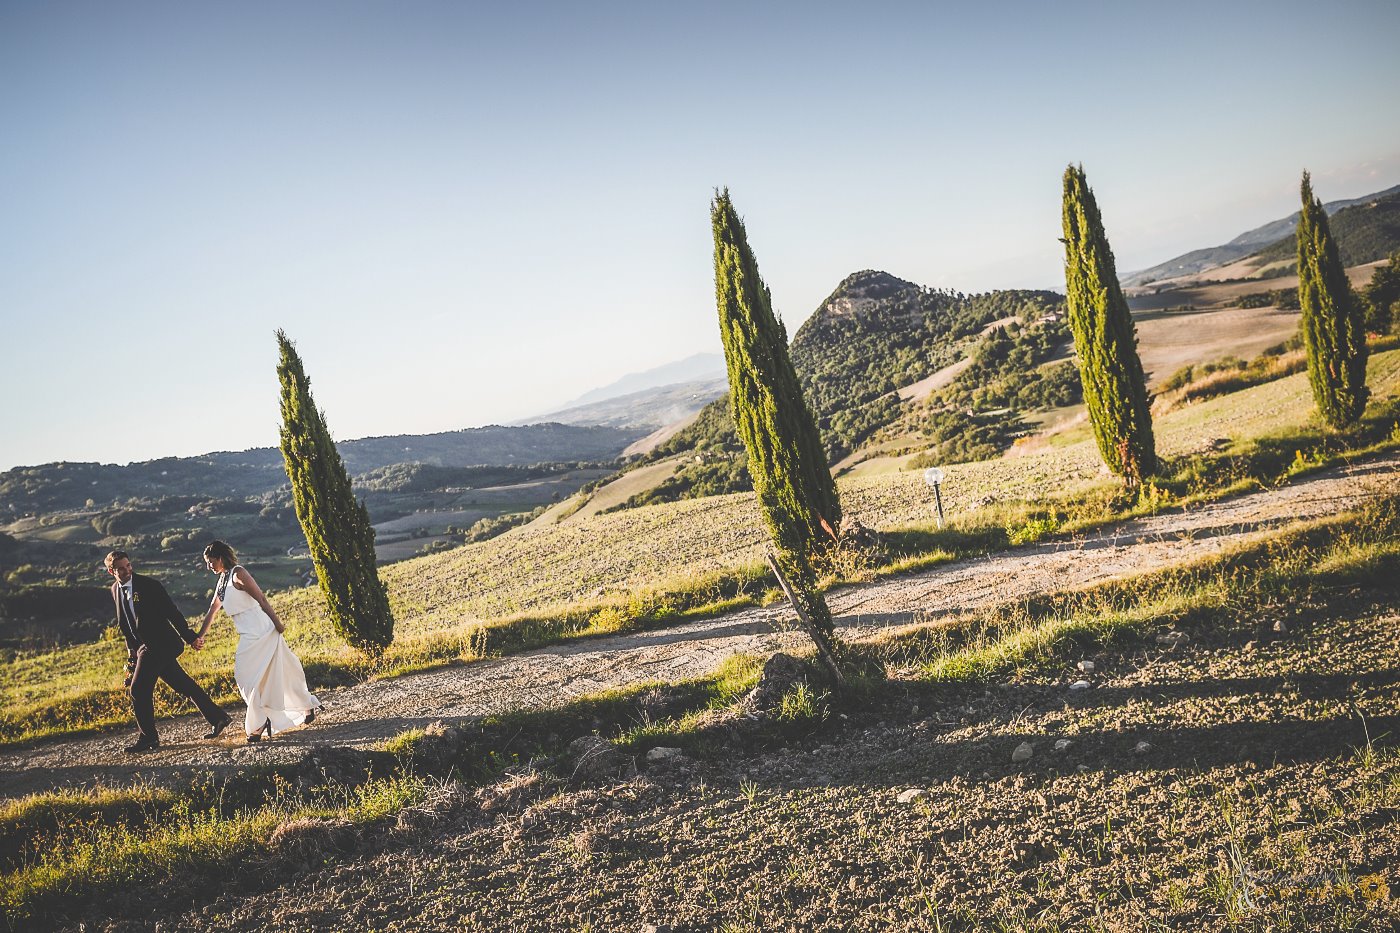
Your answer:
[197,540,320,742]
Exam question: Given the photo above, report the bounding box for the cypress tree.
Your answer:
[276,330,394,653]
[711,189,843,662]
[1297,171,1370,427]
[1061,165,1157,487]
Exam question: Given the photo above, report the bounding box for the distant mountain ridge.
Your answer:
[1124,183,1400,287]
[516,377,729,430]
[546,353,726,411]
[1249,186,1400,268]
[0,423,646,517]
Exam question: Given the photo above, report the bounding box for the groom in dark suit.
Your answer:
[105,550,232,753]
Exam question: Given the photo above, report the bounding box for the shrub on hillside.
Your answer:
[90,509,160,538]
[1232,287,1300,310]
[1156,350,1310,412]
[614,455,752,511]
[911,409,1025,467]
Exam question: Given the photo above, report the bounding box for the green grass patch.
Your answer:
[0,771,428,930]
[379,726,429,759]
[878,496,1400,685]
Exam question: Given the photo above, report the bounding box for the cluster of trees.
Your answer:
[791,281,1067,459]
[353,461,595,494]
[912,409,1025,467]
[650,398,743,462]
[434,504,552,549]
[941,318,1081,412]
[88,495,293,548]
[1233,288,1300,310]
[262,170,1382,660]
[90,509,160,537]
[615,452,751,511]
[909,307,1079,467]
[1058,167,1374,492]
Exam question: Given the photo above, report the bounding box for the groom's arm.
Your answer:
[153,579,201,645]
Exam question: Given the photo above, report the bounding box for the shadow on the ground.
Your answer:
[821,712,1400,790]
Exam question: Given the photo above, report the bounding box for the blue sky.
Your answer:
[3,0,1398,470]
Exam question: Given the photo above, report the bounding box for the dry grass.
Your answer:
[1133,305,1302,386]
[3,350,1400,746]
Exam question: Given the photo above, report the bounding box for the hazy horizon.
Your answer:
[5,0,1399,471]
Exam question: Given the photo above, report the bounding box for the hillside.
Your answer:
[1248,186,1400,269]
[608,273,1067,510]
[4,350,1400,933]
[901,313,1080,466]
[791,273,1063,460]
[1123,183,1400,287]
[6,465,1400,930]
[0,423,644,519]
[0,423,641,642]
[4,349,1398,773]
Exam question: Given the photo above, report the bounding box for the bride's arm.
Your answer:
[196,593,221,639]
[233,566,285,633]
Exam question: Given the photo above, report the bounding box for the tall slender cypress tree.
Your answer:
[1061,165,1157,487]
[711,189,843,659]
[1297,171,1369,428]
[276,330,394,653]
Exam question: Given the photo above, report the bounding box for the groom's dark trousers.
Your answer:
[112,573,225,741]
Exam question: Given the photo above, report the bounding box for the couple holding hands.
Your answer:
[105,541,320,753]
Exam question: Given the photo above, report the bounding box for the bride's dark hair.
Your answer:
[203,540,237,569]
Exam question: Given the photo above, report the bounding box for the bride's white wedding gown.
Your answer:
[221,567,319,736]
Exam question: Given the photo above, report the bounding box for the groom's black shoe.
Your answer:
[124,736,160,754]
[203,714,234,740]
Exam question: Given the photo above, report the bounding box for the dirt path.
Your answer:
[3,454,1395,801]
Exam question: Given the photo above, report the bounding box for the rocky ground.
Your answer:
[1,453,1395,802]
[64,551,1400,931]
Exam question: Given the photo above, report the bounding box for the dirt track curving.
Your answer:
[2,453,1395,802]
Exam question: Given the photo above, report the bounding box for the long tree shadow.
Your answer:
[1059,668,1400,706]
[0,712,488,800]
[818,712,1400,790]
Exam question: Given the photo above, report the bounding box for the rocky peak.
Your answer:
[817,270,919,318]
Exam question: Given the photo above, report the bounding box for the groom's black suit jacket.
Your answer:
[111,572,200,672]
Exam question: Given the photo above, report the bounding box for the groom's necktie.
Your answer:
[122,583,138,623]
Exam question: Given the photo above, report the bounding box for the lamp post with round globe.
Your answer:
[923,466,946,528]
